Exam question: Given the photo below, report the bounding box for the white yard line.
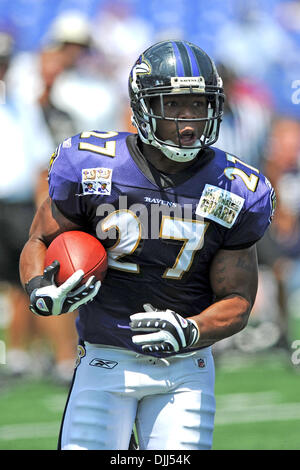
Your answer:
[215,402,300,425]
[1,391,300,441]
[0,422,60,441]
[216,391,281,409]
[215,390,300,425]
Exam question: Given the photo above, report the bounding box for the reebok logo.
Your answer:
[89,358,118,369]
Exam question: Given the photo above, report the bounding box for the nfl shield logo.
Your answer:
[197,358,206,368]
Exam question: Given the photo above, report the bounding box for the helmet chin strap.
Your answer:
[132,115,201,163]
[151,138,201,162]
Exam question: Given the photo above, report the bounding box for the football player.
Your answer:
[19,40,275,450]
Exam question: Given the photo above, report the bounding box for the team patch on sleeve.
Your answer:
[269,188,276,222]
[48,145,61,175]
[81,167,113,195]
[265,177,277,223]
[196,184,245,228]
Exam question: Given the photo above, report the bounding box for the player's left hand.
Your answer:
[130,304,200,354]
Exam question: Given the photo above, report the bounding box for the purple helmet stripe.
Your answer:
[171,41,185,76]
[184,42,200,76]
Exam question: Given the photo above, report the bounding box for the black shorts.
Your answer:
[0,200,35,285]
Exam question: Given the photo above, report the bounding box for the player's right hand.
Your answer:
[26,261,101,316]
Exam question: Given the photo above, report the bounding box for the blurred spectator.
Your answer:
[213,2,300,118]
[257,117,300,349]
[87,0,153,132]
[262,118,300,201]
[38,47,76,146]
[216,62,273,169]
[91,1,153,97]
[213,63,280,355]
[0,32,79,384]
[48,9,125,132]
[214,3,295,82]
[34,45,77,208]
[0,31,50,377]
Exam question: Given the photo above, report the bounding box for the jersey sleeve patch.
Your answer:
[265,177,277,223]
[81,167,113,195]
[48,145,61,175]
[48,137,72,175]
[195,184,245,228]
[221,184,276,248]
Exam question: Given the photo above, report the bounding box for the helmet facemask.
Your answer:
[130,77,224,163]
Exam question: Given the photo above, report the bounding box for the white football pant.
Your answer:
[59,343,216,450]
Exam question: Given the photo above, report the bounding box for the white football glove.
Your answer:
[130,304,200,354]
[26,261,101,316]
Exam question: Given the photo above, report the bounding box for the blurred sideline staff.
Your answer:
[0,31,78,383]
[258,117,300,348]
[216,62,273,171]
[0,31,46,376]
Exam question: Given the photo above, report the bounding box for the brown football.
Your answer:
[44,231,108,286]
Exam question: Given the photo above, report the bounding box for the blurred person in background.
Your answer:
[0,30,52,378]
[34,45,77,207]
[89,0,154,133]
[91,0,153,97]
[211,62,276,356]
[216,62,273,170]
[257,117,300,351]
[33,12,92,208]
[0,31,78,384]
[212,2,300,356]
[214,2,296,84]
[31,44,79,385]
[48,10,125,133]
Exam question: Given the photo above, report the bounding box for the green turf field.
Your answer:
[0,350,299,450]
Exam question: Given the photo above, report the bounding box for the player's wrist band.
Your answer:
[24,276,46,297]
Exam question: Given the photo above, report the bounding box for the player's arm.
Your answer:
[191,245,258,347]
[19,197,80,286]
[130,245,258,354]
[19,197,100,316]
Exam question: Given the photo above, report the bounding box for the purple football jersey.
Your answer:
[48,131,275,355]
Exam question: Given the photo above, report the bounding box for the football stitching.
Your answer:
[83,251,107,281]
[51,231,107,283]
[62,232,77,274]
